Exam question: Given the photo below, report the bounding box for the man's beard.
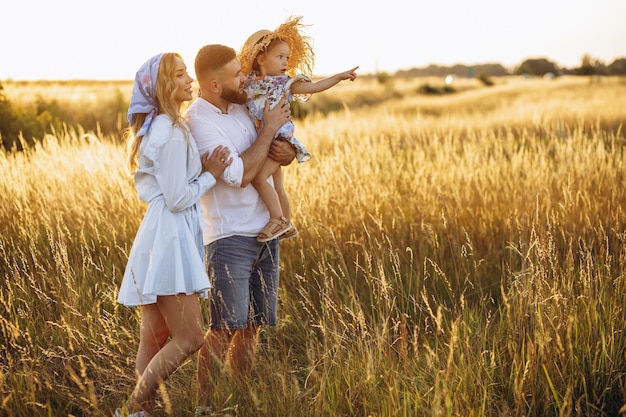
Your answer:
[221,85,247,105]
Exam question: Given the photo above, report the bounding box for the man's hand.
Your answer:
[239,97,294,186]
[269,138,296,166]
[263,96,290,135]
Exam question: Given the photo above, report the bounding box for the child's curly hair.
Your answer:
[239,16,315,77]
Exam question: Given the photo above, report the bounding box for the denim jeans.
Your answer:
[205,236,279,329]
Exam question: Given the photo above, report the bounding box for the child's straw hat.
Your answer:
[239,16,314,77]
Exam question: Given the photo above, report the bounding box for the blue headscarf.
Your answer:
[128,53,164,138]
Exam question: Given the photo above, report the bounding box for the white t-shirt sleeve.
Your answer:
[188,104,245,188]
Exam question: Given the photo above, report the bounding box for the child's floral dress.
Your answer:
[243,71,312,162]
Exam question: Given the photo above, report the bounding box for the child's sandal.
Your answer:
[280,226,299,241]
[257,216,292,242]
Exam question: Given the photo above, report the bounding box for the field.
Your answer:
[1,75,626,416]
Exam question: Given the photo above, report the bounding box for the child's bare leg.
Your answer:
[251,159,283,219]
[252,159,292,241]
[272,167,290,221]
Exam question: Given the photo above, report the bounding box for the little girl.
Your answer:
[239,16,358,242]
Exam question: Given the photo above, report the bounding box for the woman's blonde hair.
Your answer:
[125,52,189,173]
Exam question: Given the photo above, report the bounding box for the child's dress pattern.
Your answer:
[243,71,312,163]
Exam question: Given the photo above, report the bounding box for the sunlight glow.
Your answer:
[2,0,625,80]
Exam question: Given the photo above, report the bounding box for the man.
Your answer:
[185,44,295,411]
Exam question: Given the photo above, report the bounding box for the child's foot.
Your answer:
[257,216,292,242]
[280,226,299,241]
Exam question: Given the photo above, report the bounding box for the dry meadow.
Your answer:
[1,75,626,416]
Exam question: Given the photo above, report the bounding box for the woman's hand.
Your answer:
[201,145,232,178]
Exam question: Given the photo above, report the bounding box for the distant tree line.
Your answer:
[395,55,626,78]
[396,63,508,78]
[0,83,60,150]
[0,82,126,151]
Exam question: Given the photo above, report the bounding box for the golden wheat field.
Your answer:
[2,75,626,416]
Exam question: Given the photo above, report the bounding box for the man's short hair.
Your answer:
[195,44,237,80]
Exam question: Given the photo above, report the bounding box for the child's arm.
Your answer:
[290,66,358,95]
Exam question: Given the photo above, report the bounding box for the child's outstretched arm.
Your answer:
[291,66,358,95]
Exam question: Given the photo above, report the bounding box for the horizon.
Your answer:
[2,55,620,83]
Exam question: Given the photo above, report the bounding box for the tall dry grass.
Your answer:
[1,76,626,416]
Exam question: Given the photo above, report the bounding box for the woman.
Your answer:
[116,52,231,416]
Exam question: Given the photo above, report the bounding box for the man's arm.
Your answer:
[239,97,290,187]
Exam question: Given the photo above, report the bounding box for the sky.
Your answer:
[2,0,625,81]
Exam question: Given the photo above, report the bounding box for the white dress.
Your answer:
[118,115,216,306]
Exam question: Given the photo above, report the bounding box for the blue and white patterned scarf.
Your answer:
[128,53,163,137]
